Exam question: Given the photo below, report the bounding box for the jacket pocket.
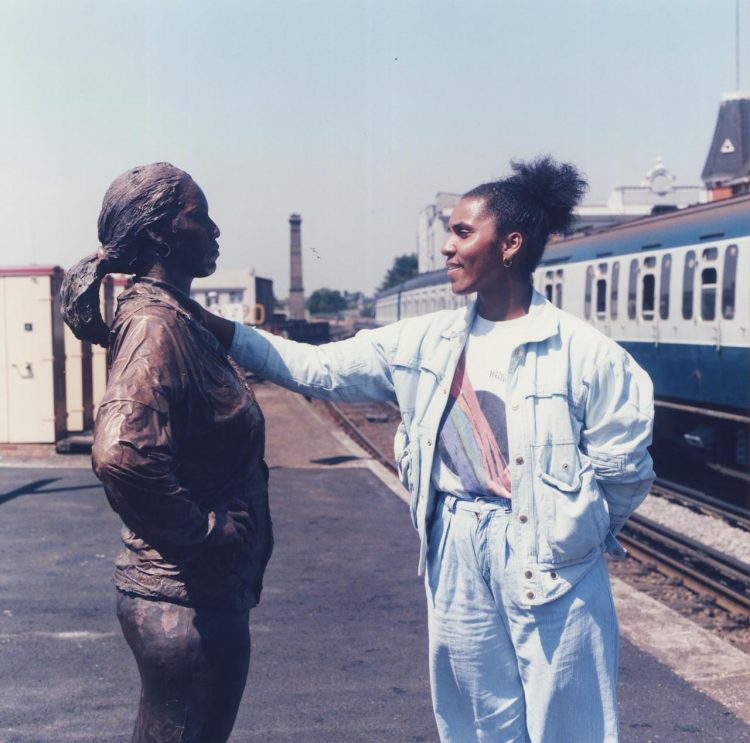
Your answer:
[524,379,582,444]
[395,422,421,530]
[533,443,609,566]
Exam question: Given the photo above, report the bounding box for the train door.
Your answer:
[682,246,723,349]
[0,276,8,442]
[0,268,66,443]
[639,256,659,345]
[542,270,565,310]
[656,253,672,345]
[64,324,85,432]
[697,247,721,349]
[584,263,611,335]
[610,261,620,333]
[594,263,610,335]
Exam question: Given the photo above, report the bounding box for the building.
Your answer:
[191,268,274,327]
[574,157,705,233]
[702,91,750,201]
[416,192,461,274]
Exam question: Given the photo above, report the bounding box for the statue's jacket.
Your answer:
[92,277,272,611]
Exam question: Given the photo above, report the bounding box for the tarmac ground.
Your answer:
[0,383,748,742]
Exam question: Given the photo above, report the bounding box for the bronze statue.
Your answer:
[61,163,273,742]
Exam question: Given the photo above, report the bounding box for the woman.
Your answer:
[61,163,273,743]
[205,156,654,742]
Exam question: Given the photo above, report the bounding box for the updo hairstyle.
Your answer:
[463,156,588,275]
[61,163,191,347]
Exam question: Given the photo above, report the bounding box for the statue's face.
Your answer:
[171,179,221,278]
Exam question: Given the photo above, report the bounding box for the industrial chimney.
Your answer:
[288,213,305,320]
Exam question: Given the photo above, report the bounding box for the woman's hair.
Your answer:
[463,156,588,275]
[61,162,192,347]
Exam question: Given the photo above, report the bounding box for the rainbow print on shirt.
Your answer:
[436,351,512,498]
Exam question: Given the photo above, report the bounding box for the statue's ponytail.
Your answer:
[60,251,111,347]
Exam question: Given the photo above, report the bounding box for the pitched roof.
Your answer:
[701,92,750,187]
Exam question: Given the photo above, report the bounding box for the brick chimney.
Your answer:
[288,214,305,320]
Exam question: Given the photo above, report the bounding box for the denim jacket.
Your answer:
[230,290,654,605]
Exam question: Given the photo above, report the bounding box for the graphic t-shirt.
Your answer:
[431,312,530,501]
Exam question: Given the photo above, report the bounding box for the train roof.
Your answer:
[539,194,750,266]
[377,267,450,298]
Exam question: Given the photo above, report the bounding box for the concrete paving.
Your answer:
[0,382,748,742]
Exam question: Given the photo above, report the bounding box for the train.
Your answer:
[375,194,750,485]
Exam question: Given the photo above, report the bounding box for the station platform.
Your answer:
[0,382,748,742]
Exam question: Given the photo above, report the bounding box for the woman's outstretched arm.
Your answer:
[202,308,398,403]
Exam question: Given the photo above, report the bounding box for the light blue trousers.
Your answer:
[425,495,619,743]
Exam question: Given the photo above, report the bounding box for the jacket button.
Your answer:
[519,514,528,524]
[515,455,524,465]
[511,402,519,410]
[524,570,532,579]
[526,591,535,600]
[550,571,558,580]
[427,440,432,446]
[562,463,569,470]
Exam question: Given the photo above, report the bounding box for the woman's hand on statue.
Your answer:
[200,305,236,350]
[210,501,255,545]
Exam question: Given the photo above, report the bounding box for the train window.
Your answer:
[554,269,564,309]
[722,245,737,319]
[682,250,696,319]
[701,267,717,321]
[659,255,671,319]
[596,279,607,317]
[584,266,594,319]
[641,274,655,319]
[610,261,619,319]
[702,247,718,261]
[644,256,656,268]
[628,260,638,319]
[555,282,563,308]
[545,284,553,301]
[598,263,608,275]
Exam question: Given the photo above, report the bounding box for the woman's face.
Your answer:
[441,197,503,296]
[170,179,221,278]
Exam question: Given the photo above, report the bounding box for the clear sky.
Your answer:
[0,0,747,297]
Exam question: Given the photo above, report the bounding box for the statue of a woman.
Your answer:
[61,162,273,742]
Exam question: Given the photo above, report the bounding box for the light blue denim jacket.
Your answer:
[230,290,654,605]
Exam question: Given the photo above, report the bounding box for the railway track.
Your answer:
[620,515,750,616]
[324,400,750,618]
[651,477,750,531]
[324,400,399,476]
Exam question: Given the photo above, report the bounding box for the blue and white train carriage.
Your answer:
[375,194,750,479]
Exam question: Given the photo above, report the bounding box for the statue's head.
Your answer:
[61,163,220,346]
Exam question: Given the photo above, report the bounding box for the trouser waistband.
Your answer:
[439,493,512,514]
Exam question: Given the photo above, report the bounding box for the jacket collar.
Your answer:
[124,276,206,321]
[440,289,560,344]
